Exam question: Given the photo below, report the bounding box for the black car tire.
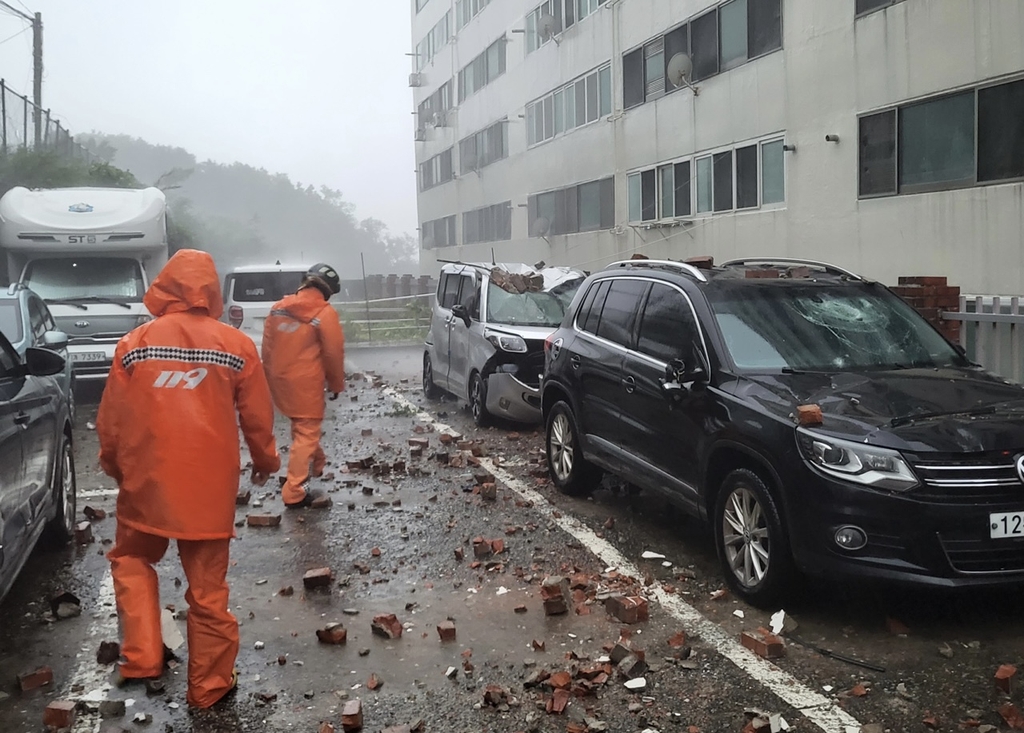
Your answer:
[469,372,492,428]
[545,401,600,496]
[714,468,795,608]
[423,353,442,400]
[45,434,77,546]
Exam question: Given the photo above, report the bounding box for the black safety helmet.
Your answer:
[304,262,341,299]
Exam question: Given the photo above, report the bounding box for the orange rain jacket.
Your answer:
[261,287,346,419]
[97,250,280,541]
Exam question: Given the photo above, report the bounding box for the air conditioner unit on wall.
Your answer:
[414,127,427,142]
[409,72,424,87]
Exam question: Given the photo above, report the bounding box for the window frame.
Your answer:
[635,282,702,365]
[525,63,612,148]
[527,176,615,237]
[855,0,903,19]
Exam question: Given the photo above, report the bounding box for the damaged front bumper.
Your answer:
[485,370,543,424]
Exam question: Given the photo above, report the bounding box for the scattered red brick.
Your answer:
[548,671,572,689]
[885,617,910,636]
[668,631,687,649]
[74,521,93,544]
[566,724,587,733]
[547,688,570,714]
[371,547,381,558]
[303,567,333,589]
[437,620,457,642]
[279,586,294,597]
[850,683,868,697]
[605,596,649,624]
[541,577,570,616]
[43,700,76,729]
[514,605,528,614]
[482,685,509,706]
[371,614,403,639]
[922,714,940,730]
[490,538,505,554]
[341,699,363,732]
[361,428,373,437]
[1002,702,1024,730]
[996,664,1018,694]
[17,666,53,692]
[408,438,429,449]
[310,495,333,509]
[796,404,823,427]
[319,723,336,733]
[740,628,786,659]
[480,483,497,501]
[532,639,546,651]
[83,506,106,521]
[366,674,383,691]
[247,514,282,528]
[316,623,347,645]
[438,433,454,445]
[96,641,120,665]
[235,492,251,506]
[603,517,615,530]
[507,432,521,442]
[453,547,464,562]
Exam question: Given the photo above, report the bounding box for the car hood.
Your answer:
[732,367,1024,453]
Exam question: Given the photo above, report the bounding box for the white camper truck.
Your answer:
[0,186,169,380]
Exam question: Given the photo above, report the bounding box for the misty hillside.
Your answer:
[78,133,416,276]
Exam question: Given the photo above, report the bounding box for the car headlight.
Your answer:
[486,331,527,353]
[797,428,918,491]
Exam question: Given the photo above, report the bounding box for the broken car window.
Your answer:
[486,280,581,327]
[706,282,967,371]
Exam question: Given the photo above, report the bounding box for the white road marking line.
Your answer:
[78,489,118,500]
[378,384,862,733]
[66,572,117,733]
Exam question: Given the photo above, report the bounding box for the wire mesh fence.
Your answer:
[0,78,94,161]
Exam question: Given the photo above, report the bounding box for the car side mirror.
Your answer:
[661,355,708,399]
[25,346,66,377]
[43,330,68,350]
[451,303,472,327]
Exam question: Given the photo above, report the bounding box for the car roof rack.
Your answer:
[603,259,709,283]
[719,258,863,281]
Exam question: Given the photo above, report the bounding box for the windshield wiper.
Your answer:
[46,296,133,310]
[891,405,998,427]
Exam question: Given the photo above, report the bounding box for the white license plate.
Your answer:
[71,351,106,363]
[990,511,1024,539]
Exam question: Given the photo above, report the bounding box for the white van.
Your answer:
[222,263,308,346]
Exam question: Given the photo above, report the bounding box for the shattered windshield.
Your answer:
[706,282,967,372]
[486,279,582,327]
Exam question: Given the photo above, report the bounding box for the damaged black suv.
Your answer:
[542,258,1024,605]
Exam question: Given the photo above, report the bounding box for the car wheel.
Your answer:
[423,353,441,400]
[45,434,77,545]
[469,372,492,427]
[545,401,600,496]
[715,468,795,607]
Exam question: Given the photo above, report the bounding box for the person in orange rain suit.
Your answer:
[97,249,280,709]
[261,263,346,508]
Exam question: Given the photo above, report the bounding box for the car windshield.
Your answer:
[229,271,306,302]
[0,301,22,343]
[25,258,144,302]
[706,281,968,372]
[486,278,583,327]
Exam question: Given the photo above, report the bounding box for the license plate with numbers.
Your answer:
[990,512,1024,539]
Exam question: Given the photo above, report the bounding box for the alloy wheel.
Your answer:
[548,412,574,482]
[721,486,770,587]
[61,443,76,537]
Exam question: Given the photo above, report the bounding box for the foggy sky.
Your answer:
[0,0,417,236]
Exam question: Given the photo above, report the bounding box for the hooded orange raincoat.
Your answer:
[97,249,280,708]
[262,287,345,504]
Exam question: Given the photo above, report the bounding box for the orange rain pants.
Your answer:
[283,417,328,505]
[108,524,238,709]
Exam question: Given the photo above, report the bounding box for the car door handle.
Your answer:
[621,375,636,394]
[570,355,581,370]
[13,412,30,426]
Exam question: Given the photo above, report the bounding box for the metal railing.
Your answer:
[943,296,1024,384]
[335,292,432,346]
[0,79,94,161]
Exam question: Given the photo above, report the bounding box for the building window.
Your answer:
[644,38,666,100]
[859,78,1024,198]
[415,12,451,70]
[719,0,747,71]
[463,202,512,244]
[761,139,785,204]
[576,0,606,24]
[978,79,1024,183]
[628,174,642,222]
[526,0,563,53]
[417,80,453,132]
[658,165,675,218]
[736,144,758,209]
[419,148,454,192]
[713,151,733,212]
[456,0,492,30]
[458,37,507,102]
[459,120,508,174]
[421,215,456,249]
[691,9,719,81]
[855,0,903,17]
[528,177,614,236]
[749,0,783,58]
[527,64,612,146]
[674,161,692,216]
[664,24,689,91]
[696,156,713,213]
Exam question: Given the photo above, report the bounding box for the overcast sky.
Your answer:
[0,0,418,235]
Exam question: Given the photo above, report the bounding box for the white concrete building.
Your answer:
[409,0,1024,295]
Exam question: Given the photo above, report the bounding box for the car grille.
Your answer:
[910,455,1024,505]
[940,532,1024,574]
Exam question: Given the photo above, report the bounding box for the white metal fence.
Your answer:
[943,296,1024,384]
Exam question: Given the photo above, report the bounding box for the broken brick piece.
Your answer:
[310,495,333,509]
[17,666,53,692]
[490,538,505,554]
[408,438,429,449]
[1000,703,1024,730]
[885,617,910,636]
[480,483,497,501]
[366,673,383,691]
[668,631,687,649]
[74,521,93,544]
[341,699,363,732]
[279,585,294,597]
[548,688,570,714]
[437,620,457,642]
[617,654,649,680]
[514,605,528,614]
[361,428,373,437]
[96,641,121,665]
[472,537,492,559]
[796,404,823,426]
[371,614,403,639]
[540,576,570,616]
[319,723,336,733]
[246,514,282,528]
[303,567,333,589]
[235,492,251,506]
[482,685,508,707]
[532,639,545,651]
[548,671,572,689]
[453,547,464,562]
[83,506,107,521]
[604,595,649,624]
[43,700,76,729]
[740,628,786,660]
[316,623,347,645]
[996,664,1018,694]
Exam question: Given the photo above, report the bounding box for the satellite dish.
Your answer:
[667,53,693,88]
[538,13,559,42]
[531,216,551,237]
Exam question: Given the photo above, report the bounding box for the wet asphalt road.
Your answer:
[2,344,1024,732]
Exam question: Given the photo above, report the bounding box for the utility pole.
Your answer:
[32,12,41,146]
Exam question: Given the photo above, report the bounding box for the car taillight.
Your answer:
[228,306,244,328]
